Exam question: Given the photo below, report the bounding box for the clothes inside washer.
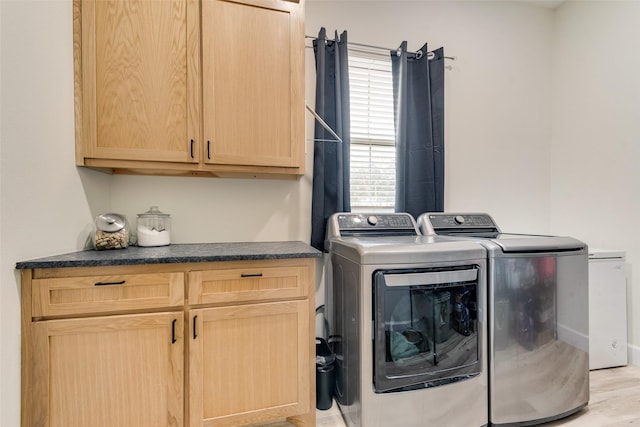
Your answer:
[389,293,431,362]
[390,331,420,360]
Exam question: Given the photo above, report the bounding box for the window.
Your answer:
[348,53,396,211]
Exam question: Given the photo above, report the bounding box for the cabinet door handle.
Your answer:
[171,319,177,344]
[190,139,195,159]
[193,315,198,339]
[94,280,125,286]
[240,273,263,278]
[207,141,211,160]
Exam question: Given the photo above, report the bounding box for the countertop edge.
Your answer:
[15,242,323,270]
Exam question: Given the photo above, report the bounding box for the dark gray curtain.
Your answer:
[392,42,445,218]
[310,28,350,251]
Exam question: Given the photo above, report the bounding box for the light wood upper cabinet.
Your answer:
[77,0,199,164]
[74,0,305,178]
[202,0,304,169]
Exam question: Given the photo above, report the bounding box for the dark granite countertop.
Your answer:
[15,241,322,269]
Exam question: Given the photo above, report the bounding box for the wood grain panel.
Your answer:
[189,264,309,305]
[189,300,309,427]
[31,313,183,427]
[21,270,34,427]
[202,0,304,169]
[75,0,305,177]
[32,272,184,317]
[23,251,316,426]
[89,0,193,162]
[188,258,313,305]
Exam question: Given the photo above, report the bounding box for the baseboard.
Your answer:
[628,342,640,366]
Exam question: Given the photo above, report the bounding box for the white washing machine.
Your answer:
[325,213,488,427]
[588,249,627,370]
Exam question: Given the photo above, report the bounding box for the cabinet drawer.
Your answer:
[32,272,185,317]
[188,259,312,305]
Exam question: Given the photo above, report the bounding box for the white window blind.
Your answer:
[349,53,396,210]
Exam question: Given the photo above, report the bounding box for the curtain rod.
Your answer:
[305,35,456,62]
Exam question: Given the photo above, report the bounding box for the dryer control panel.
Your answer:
[418,213,500,236]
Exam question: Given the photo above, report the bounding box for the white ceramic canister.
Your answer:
[136,206,171,247]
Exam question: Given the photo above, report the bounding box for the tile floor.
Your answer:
[315,365,640,427]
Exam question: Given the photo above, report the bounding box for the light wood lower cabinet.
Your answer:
[189,301,309,427]
[21,258,316,427]
[31,313,184,427]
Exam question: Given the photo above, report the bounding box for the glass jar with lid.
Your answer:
[93,213,130,250]
[136,206,171,247]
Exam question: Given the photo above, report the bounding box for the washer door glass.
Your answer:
[373,266,481,393]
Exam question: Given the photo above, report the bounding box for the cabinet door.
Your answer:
[79,0,200,163]
[30,312,184,427]
[189,300,310,427]
[202,0,304,169]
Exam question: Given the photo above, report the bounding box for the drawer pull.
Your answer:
[171,319,177,344]
[193,315,198,339]
[94,280,126,286]
[240,273,263,278]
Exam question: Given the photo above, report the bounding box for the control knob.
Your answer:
[367,216,378,226]
[454,215,465,225]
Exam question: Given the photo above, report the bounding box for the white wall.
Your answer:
[306,0,554,233]
[1,0,638,425]
[110,174,311,244]
[1,2,110,426]
[550,0,640,363]
[0,1,3,422]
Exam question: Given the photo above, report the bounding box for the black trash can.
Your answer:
[316,337,335,410]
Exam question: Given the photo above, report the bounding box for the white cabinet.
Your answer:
[588,249,627,370]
